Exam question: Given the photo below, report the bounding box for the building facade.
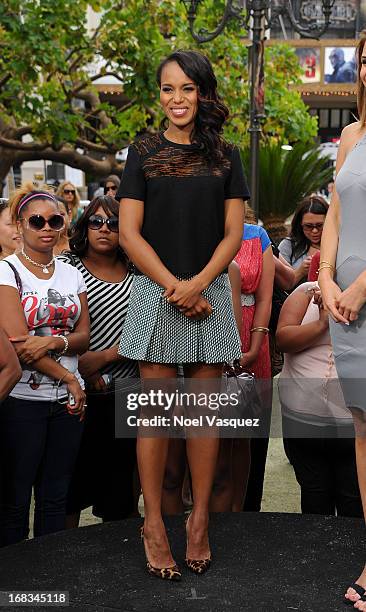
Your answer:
[270,0,365,143]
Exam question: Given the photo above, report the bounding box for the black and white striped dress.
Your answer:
[58,253,138,379]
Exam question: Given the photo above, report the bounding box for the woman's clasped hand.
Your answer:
[334,280,366,322]
[321,276,366,324]
[8,334,65,364]
[163,278,213,320]
[239,349,260,369]
[78,349,112,392]
[62,373,86,421]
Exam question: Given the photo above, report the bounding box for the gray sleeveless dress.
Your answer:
[329,132,366,410]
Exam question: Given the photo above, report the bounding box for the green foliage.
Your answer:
[240,143,333,222]
[0,0,318,177]
[263,45,318,144]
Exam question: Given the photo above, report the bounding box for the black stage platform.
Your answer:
[0,512,364,611]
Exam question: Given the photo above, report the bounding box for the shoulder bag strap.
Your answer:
[2,260,22,296]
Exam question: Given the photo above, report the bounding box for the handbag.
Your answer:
[222,361,262,422]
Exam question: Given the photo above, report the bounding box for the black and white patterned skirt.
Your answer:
[118,273,241,364]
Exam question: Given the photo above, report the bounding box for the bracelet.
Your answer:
[318,264,334,272]
[55,370,74,404]
[250,326,269,334]
[57,371,71,386]
[56,335,69,357]
[319,261,334,270]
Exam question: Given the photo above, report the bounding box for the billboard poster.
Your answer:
[324,46,357,84]
[295,47,321,83]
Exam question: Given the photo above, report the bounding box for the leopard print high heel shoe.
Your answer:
[185,557,211,575]
[185,514,211,575]
[140,526,182,581]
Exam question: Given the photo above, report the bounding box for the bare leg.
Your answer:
[210,439,234,512]
[231,439,251,511]
[182,466,193,510]
[138,362,177,569]
[184,363,222,561]
[162,439,186,515]
[345,408,366,607]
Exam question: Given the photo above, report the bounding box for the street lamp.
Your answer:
[181,0,335,217]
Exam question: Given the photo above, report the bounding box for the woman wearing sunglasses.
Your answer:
[58,196,138,526]
[0,183,89,547]
[278,196,329,289]
[56,181,81,223]
[104,174,121,197]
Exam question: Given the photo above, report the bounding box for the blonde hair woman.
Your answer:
[56,181,81,222]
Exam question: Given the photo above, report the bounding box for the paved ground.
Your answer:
[1,513,361,611]
[262,378,300,514]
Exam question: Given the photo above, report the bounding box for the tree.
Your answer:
[0,0,317,189]
[241,142,333,242]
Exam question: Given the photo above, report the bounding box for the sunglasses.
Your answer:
[63,189,75,195]
[105,185,117,192]
[20,214,65,232]
[88,214,119,233]
[302,223,324,231]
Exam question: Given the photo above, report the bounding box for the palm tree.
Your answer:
[240,142,333,243]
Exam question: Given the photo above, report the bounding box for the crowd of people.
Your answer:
[0,35,366,607]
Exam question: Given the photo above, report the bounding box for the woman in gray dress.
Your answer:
[319,32,366,608]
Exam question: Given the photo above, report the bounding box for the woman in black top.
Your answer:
[118,50,249,580]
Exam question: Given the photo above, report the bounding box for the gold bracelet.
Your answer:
[318,263,334,272]
[250,326,269,334]
[319,261,334,270]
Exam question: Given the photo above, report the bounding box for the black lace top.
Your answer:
[117,132,250,276]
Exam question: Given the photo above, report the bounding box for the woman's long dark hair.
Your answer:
[288,195,329,262]
[156,49,229,164]
[356,30,366,128]
[69,195,127,262]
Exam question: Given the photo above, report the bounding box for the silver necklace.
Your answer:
[21,249,55,274]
